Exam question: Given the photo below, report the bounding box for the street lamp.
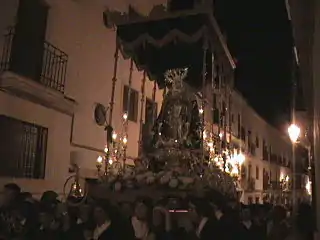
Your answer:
[288,123,300,217]
[288,124,300,143]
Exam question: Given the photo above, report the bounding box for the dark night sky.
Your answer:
[215,0,295,126]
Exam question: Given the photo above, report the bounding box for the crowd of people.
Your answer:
[0,183,314,240]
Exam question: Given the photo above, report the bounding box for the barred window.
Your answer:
[0,115,47,179]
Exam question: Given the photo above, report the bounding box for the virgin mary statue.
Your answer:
[151,68,202,149]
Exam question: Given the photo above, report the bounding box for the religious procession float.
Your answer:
[64,0,245,206]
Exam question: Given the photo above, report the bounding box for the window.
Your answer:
[247,130,252,148]
[222,101,226,115]
[256,136,259,147]
[0,115,47,179]
[248,164,252,178]
[248,197,253,204]
[10,0,49,82]
[255,197,260,204]
[256,166,259,180]
[123,85,138,122]
[145,98,157,125]
[213,109,219,124]
[241,126,246,141]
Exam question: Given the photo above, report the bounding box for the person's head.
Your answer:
[272,205,286,223]
[2,183,21,205]
[93,202,112,225]
[39,207,55,229]
[134,198,151,221]
[120,202,133,218]
[228,199,238,208]
[152,207,165,228]
[79,204,92,222]
[20,192,34,203]
[241,207,251,221]
[41,191,58,204]
[188,198,212,222]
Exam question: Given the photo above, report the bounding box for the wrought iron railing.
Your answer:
[0,27,68,93]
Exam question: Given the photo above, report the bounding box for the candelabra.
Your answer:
[203,129,245,178]
[96,113,129,180]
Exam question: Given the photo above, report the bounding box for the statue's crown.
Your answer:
[164,68,188,87]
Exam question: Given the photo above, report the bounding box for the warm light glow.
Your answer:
[280,173,289,182]
[199,108,204,114]
[104,146,108,153]
[203,131,207,139]
[288,123,300,143]
[97,156,103,164]
[123,137,128,145]
[219,133,223,139]
[280,173,285,181]
[123,113,128,120]
[112,132,117,140]
[237,152,245,165]
[306,179,312,195]
[108,159,113,165]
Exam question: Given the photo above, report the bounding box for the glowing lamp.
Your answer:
[288,124,300,143]
[104,146,109,153]
[237,153,245,165]
[96,156,103,170]
[112,132,117,140]
[306,179,312,195]
[97,156,103,164]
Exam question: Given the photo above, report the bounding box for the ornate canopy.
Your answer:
[103,3,235,88]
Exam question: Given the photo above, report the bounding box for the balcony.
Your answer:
[0,27,75,115]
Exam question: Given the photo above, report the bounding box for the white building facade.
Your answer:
[230,91,294,204]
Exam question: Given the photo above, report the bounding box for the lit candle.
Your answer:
[104,146,108,153]
[112,132,117,140]
[96,156,103,169]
